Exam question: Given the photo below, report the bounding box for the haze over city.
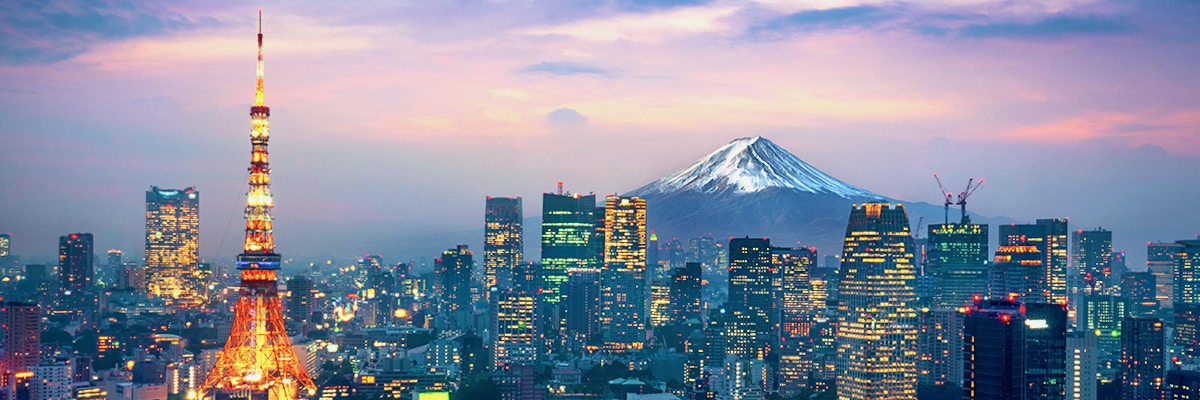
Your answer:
[2,0,1199,265]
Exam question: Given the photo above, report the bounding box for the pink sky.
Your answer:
[1,0,1198,264]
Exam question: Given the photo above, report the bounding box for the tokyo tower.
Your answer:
[198,11,317,400]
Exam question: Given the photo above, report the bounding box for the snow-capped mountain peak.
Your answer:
[630,136,880,198]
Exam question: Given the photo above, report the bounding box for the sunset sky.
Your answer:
[2,0,1198,265]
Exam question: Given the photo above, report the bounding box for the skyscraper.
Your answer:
[1122,271,1158,316]
[484,197,522,300]
[1066,332,1098,400]
[600,195,646,352]
[493,288,539,367]
[1072,228,1113,292]
[989,239,1045,303]
[670,262,702,343]
[542,192,598,280]
[145,186,200,303]
[1,302,40,374]
[1000,219,1069,303]
[775,246,815,338]
[926,221,989,308]
[1121,316,1165,400]
[1024,302,1068,400]
[0,233,8,257]
[436,245,474,317]
[1149,242,1183,309]
[963,299,1025,400]
[1175,240,1200,358]
[726,238,774,360]
[59,232,93,294]
[917,308,963,387]
[836,203,919,400]
[286,276,314,325]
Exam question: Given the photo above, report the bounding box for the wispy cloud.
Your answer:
[519,61,612,76]
[959,14,1131,38]
[0,1,215,65]
[523,5,740,42]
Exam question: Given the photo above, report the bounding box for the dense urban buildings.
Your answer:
[774,246,815,337]
[963,299,1026,400]
[58,232,93,295]
[1,302,41,375]
[1176,240,1200,358]
[836,203,919,400]
[1000,219,1069,304]
[144,186,201,303]
[1073,228,1114,292]
[1149,241,1184,309]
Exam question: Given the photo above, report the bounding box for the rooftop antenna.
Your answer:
[557,181,564,195]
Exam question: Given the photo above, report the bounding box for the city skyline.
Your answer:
[2,1,1200,264]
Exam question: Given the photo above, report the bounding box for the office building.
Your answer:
[1121,316,1165,400]
[1122,271,1158,316]
[1073,228,1113,292]
[1167,370,1200,399]
[989,240,1045,303]
[435,245,474,316]
[1000,219,1068,303]
[287,276,314,325]
[599,195,647,352]
[670,262,702,330]
[59,232,94,294]
[726,238,775,360]
[775,246,815,338]
[836,203,919,400]
[1024,302,1067,400]
[562,271,599,348]
[1149,242,1183,309]
[926,221,989,308]
[1066,332,1098,400]
[1,302,40,374]
[145,186,201,302]
[649,280,671,328]
[1077,293,1126,359]
[493,289,539,367]
[917,308,963,387]
[1177,240,1200,358]
[542,191,599,280]
[963,299,1025,400]
[484,196,522,300]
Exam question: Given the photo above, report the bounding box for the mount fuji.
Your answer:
[626,136,1001,255]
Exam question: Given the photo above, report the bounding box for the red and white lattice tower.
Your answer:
[198,11,317,400]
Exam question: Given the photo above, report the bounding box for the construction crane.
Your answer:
[913,216,925,239]
[934,174,985,224]
[933,174,954,224]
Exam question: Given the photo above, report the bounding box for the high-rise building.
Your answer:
[1122,271,1158,316]
[436,245,474,317]
[1176,240,1200,358]
[562,271,600,348]
[1167,370,1200,399]
[1073,228,1113,292]
[484,197,522,300]
[0,233,9,257]
[1077,293,1127,361]
[1000,219,1068,303]
[726,238,775,360]
[286,276,313,325]
[106,249,122,267]
[542,192,599,279]
[1149,242,1183,310]
[1024,302,1067,400]
[774,246,815,338]
[963,299,1025,400]
[836,203,919,400]
[59,233,94,294]
[1,302,40,374]
[926,221,989,308]
[917,308,963,387]
[649,280,671,328]
[670,262,702,331]
[1121,316,1165,400]
[1066,332,1098,400]
[989,240,1045,303]
[493,289,538,367]
[600,195,646,352]
[145,186,201,303]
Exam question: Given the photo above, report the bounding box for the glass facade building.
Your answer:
[145,186,201,302]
